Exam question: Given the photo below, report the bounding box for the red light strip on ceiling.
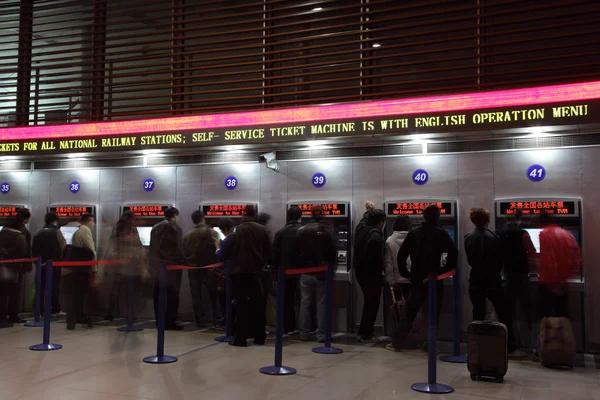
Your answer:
[2,80,600,141]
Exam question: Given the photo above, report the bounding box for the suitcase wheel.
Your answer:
[470,374,480,382]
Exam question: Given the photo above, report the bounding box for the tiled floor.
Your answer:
[1,321,599,400]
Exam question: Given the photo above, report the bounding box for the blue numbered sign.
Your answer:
[143,178,155,192]
[69,181,80,194]
[412,169,429,186]
[527,164,546,182]
[312,172,326,188]
[0,182,10,195]
[224,176,238,190]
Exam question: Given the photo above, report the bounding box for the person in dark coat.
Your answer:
[0,217,29,328]
[7,208,32,323]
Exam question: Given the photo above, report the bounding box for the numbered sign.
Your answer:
[412,169,429,186]
[527,164,546,182]
[143,178,155,192]
[224,176,238,190]
[69,181,80,194]
[0,182,10,195]
[312,172,326,188]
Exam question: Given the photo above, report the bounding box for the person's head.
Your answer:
[367,209,387,230]
[365,201,375,211]
[44,212,59,226]
[191,210,205,225]
[393,215,412,232]
[470,208,490,229]
[18,208,31,224]
[310,204,324,222]
[115,211,134,235]
[540,210,550,225]
[81,213,95,228]
[287,206,302,223]
[245,204,257,219]
[219,218,234,236]
[165,207,179,221]
[257,212,271,227]
[423,204,441,224]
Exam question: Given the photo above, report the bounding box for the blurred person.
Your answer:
[7,208,32,324]
[183,210,222,328]
[149,207,185,331]
[464,208,518,355]
[354,208,387,343]
[391,205,458,351]
[296,205,336,342]
[538,213,581,318]
[500,210,536,348]
[221,205,271,347]
[215,218,235,323]
[384,216,412,296]
[32,212,67,316]
[64,214,96,330]
[104,211,146,321]
[257,212,271,227]
[272,206,303,335]
[0,216,29,328]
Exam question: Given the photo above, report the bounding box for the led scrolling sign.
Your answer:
[387,202,453,216]
[48,206,95,218]
[122,205,169,217]
[289,203,348,217]
[201,204,250,217]
[498,200,577,216]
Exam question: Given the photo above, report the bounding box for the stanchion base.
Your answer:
[29,343,62,351]
[143,355,178,364]
[312,346,344,355]
[440,354,467,364]
[24,321,44,327]
[117,326,143,332]
[411,383,454,394]
[215,335,234,343]
[259,366,297,375]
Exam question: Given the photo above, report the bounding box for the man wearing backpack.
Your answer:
[392,204,458,351]
[183,210,221,328]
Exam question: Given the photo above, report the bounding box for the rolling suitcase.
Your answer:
[467,321,508,383]
[388,287,426,346]
[538,317,576,369]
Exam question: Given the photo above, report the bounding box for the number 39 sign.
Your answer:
[527,164,546,182]
[312,172,326,188]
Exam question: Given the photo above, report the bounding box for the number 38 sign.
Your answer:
[527,164,546,182]
[224,176,238,190]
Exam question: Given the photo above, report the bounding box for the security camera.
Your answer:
[259,151,279,172]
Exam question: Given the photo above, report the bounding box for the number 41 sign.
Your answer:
[527,164,546,182]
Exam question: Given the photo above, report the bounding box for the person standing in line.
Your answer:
[149,207,185,331]
[215,218,234,326]
[32,212,67,317]
[64,214,96,330]
[392,204,458,351]
[0,216,29,328]
[538,213,581,318]
[272,206,303,335]
[296,206,337,342]
[7,208,32,324]
[222,205,271,347]
[464,208,519,355]
[383,216,412,298]
[183,210,222,329]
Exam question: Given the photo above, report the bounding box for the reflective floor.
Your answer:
[1,321,599,400]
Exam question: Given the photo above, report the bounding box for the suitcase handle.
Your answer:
[390,286,406,303]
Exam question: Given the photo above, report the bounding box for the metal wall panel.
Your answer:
[287,159,353,203]
[200,163,261,205]
[0,170,31,210]
[259,162,289,239]
[97,168,123,256]
[175,165,202,234]
[49,169,100,206]
[27,171,49,235]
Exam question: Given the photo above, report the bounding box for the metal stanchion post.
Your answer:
[30,260,62,351]
[411,274,454,394]
[143,264,177,364]
[25,257,44,327]
[215,261,234,343]
[440,269,466,363]
[260,268,296,375]
[313,265,343,355]
[118,261,143,333]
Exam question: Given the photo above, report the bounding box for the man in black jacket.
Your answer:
[354,208,386,343]
[222,205,271,346]
[272,206,303,334]
[8,208,32,324]
[32,212,67,316]
[392,204,458,351]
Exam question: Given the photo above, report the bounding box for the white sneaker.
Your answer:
[386,343,401,352]
[358,335,382,344]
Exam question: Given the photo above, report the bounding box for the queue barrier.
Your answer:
[411,272,455,395]
[20,257,44,328]
[440,267,467,364]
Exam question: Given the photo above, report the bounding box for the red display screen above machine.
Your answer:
[202,204,250,217]
[49,206,95,218]
[0,206,20,217]
[498,200,577,216]
[387,202,453,216]
[289,203,347,217]
[122,205,169,217]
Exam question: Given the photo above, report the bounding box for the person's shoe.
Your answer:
[9,317,26,324]
[0,320,14,328]
[229,341,247,347]
[299,334,311,341]
[67,324,75,330]
[253,339,266,346]
[509,349,528,358]
[419,342,440,354]
[386,343,402,352]
[104,314,114,321]
[213,324,225,331]
[358,335,381,344]
[165,324,184,331]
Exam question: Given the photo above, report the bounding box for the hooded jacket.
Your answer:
[353,210,384,275]
[32,223,66,263]
[222,218,271,275]
[383,231,410,285]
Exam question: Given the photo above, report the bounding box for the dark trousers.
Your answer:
[64,269,91,328]
[284,275,299,333]
[107,272,141,320]
[188,269,222,326]
[0,281,18,322]
[232,274,266,345]
[538,283,567,318]
[107,273,125,319]
[469,284,516,352]
[153,269,182,328]
[356,270,383,337]
[40,265,62,315]
[7,272,24,320]
[392,281,443,349]
[506,273,532,329]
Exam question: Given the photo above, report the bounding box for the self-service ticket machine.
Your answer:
[48,205,98,245]
[0,205,27,231]
[494,198,585,351]
[121,204,173,247]
[287,201,352,332]
[383,200,459,341]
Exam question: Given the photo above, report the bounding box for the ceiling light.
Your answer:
[312,7,323,11]
[529,127,552,138]
[372,43,381,48]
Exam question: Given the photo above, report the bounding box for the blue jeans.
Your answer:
[299,273,326,340]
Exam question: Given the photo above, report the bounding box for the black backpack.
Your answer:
[412,228,439,280]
